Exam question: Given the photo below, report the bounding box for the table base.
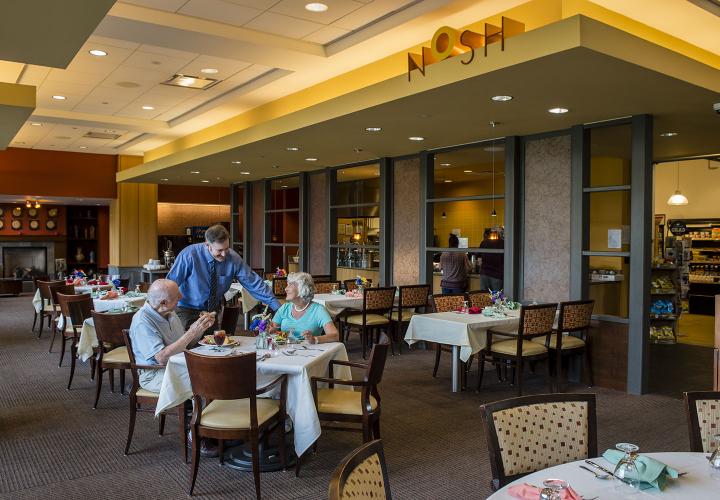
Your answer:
[223,433,297,473]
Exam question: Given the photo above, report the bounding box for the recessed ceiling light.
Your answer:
[286,146,299,151]
[281,185,289,188]
[483,145,505,152]
[200,68,218,74]
[141,105,155,110]
[548,107,569,114]
[239,171,250,175]
[409,136,424,141]
[201,180,210,183]
[660,132,678,137]
[491,95,513,101]
[365,127,382,132]
[30,122,42,126]
[89,49,107,57]
[231,161,242,165]
[79,146,87,149]
[160,178,169,181]
[52,95,66,100]
[439,163,451,167]
[162,74,219,90]
[463,170,473,173]
[444,179,453,183]
[305,157,318,162]
[190,171,200,174]
[305,2,328,12]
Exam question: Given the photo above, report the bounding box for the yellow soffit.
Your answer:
[0,81,36,149]
[125,0,720,181]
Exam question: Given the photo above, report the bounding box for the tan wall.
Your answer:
[392,157,421,285]
[523,135,571,303]
[308,172,328,275]
[654,159,720,219]
[157,203,230,235]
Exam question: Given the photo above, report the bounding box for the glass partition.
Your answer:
[265,175,301,274]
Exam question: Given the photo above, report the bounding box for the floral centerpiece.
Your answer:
[68,269,87,285]
[355,276,369,287]
[275,267,287,278]
[248,305,272,335]
[490,289,519,313]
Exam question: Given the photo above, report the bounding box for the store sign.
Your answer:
[407,17,525,81]
[669,221,688,235]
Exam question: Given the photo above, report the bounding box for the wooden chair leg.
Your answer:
[158,413,166,436]
[188,426,201,495]
[124,398,137,455]
[295,450,303,478]
[67,342,78,390]
[179,405,188,463]
[362,419,371,443]
[59,333,67,367]
[584,347,594,387]
[93,361,103,409]
[32,312,38,332]
[361,326,368,359]
[372,418,381,440]
[432,344,442,378]
[218,439,224,464]
[477,352,486,391]
[109,369,115,393]
[516,358,523,396]
[251,431,261,500]
[546,356,554,393]
[278,419,287,471]
[556,349,564,391]
[89,357,96,381]
[120,369,126,395]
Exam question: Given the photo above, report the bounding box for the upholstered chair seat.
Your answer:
[531,334,586,349]
[102,346,129,364]
[136,387,159,399]
[346,314,389,326]
[201,399,280,429]
[316,388,379,416]
[390,310,414,321]
[490,339,548,357]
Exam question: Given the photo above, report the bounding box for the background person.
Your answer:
[479,229,504,291]
[439,233,472,295]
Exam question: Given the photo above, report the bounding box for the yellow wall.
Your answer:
[588,156,630,269]
[157,202,230,235]
[654,159,720,220]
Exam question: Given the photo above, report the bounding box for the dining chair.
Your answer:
[344,287,395,359]
[480,393,597,490]
[122,330,187,458]
[47,282,76,352]
[136,281,151,293]
[272,276,288,301]
[328,439,392,500]
[389,284,430,355]
[430,294,466,381]
[30,275,49,332]
[35,279,63,339]
[57,292,94,389]
[90,311,133,409]
[185,350,287,498]
[315,280,342,294]
[343,279,372,291]
[532,300,594,389]
[467,290,492,309]
[477,303,557,396]
[311,333,390,473]
[683,391,720,453]
[220,303,241,334]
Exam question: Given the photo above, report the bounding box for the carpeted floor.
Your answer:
[0,294,692,499]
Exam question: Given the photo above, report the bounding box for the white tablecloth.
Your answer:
[489,452,720,499]
[155,336,352,456]
[32,284,115,313]
[404,311,520,362]
[224,282,259,314]
[92,294,146,312]
[313,293,363,316]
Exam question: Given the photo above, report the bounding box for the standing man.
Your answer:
[167,224,281,331]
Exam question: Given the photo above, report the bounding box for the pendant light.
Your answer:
[490,142,497,217]
[667,161,688,206]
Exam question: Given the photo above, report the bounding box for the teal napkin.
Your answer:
[602,449,679,490]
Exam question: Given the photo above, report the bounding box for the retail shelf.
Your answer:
[650,289,677,295]
[649,314,677,320]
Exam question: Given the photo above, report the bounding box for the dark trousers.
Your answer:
[442,287,466,295]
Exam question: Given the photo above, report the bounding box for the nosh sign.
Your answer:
[407,17,524,81]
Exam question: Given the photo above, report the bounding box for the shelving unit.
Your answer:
[649,265,680,344]
[66,206,98,276]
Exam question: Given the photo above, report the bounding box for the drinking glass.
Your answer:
[614,443,641,493]
[463,300,469,313]
[213,330,226,351]
[710,434,720,470]
[331,283,338,294]
[540,479,568,500]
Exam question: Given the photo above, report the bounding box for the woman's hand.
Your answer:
[302,330,315,344]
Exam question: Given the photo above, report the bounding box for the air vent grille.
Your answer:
[84,131,122,140]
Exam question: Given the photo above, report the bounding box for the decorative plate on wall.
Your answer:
[29,219,40,230]
[0,220,4,230]
[47,207,58,218]
[46,220,56,230]
[28,208,38,218]
[11,219,22,230]
[12,207,22,218]
[0,207,4,217]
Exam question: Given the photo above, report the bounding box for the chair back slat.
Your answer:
[315,281,342,294]
[37,280,64,303]
[365,333,390,386]
[558,300,594,331]
[467,290,492,309]
[185,350,257,402]
[92,310,134,348]
[684,391,720,453]
[57,292,93,327]
[431,294,464,313]
[398,284,430,308]
[328,439,391,500]
[519,303,557,337]
[49,283,75,305]
[363,287,395,315]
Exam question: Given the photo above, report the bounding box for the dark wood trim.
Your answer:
[299,172,309,272]
[379,157,392,286]
[504,136,520,300]
[328,439,392,500]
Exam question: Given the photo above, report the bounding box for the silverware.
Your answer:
[579,465,610,479]
[585,460,616,477]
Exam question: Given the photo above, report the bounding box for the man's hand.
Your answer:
[188,311,216,339]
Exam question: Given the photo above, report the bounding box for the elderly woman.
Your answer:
[269,272,339,344]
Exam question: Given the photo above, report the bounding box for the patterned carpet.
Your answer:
[0,294,691,499]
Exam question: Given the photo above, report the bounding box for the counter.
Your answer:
[336,266,380,284]
[432,272,483,294]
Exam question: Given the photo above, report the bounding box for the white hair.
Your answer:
[147,279,179,307]
[287,272,315,302]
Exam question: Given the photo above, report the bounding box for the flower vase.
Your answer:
[357,285,364,295]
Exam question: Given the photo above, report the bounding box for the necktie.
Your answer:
[208,259,217,312]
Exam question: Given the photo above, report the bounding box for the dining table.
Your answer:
[312,292,363,316]
[488,452,720,499]
[32,283,114,313]
[154,336,352,466]
[404,310,520,392]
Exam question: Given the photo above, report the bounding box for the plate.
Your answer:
[12,207,22,217]
[199,336,239,347]
[0,207,3,216]
[29,219,40,230]
[11,219,21,230]
[28,208,38,217]
[0,220,3,230]
[46,220,56,230]
[47,207,58,218]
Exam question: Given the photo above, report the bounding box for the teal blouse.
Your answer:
[271,302,333,337]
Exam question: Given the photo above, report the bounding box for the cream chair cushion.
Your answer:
[136,388,159,398]
[43,304,57,313]
[531,334,585,350]
[346,314,389,326]
[317,388,378,416]
[201,398,279,429]
[390,310,415,321]
[103,346,130,364]
[490,339,547,356]
[342,452,387,499]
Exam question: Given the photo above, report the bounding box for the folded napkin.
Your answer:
[602,449,679,490]
[508,483,582,499]
[468,306,481,314]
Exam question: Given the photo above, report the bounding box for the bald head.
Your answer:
[147,279,180,309]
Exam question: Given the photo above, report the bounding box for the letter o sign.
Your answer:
[431,26,461,62]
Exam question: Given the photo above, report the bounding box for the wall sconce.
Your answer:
[25,200,31,208]
[34,201,41,209]
[441,211,447,219]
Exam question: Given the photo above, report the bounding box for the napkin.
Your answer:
[468,306,481,314]
[602,449,679,490]
[507,483,582,499]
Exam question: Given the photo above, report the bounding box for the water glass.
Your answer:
[540,479,568,500]
[710,434,720,470]
[614,443,641,494]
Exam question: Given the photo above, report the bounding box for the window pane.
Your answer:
[334,164,380,206]
[431,199,504,248]
[588,191,630,251]
[432,142,505,198]
[269,211,299,244]
[587,255,629,318]
[589,124,631,187]
[269,176,299,210]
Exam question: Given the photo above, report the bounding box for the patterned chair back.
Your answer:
[363,287,395,315]
[519,303,557,338]
[684,391,720,453]
[328,439,392,500]
[315,281,342,294]
[431,294,465,313]
[399,284,430,308]
[272,277,288,297]
[558,300,594,332]
[480,393,597,489]
[467,290,492,309]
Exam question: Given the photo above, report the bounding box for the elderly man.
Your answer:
[129,279,215,393]
[167,224,280,332]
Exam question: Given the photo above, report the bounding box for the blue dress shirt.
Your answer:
[167,243,280,311]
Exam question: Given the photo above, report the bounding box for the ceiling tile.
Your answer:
[45,68,107,87]
[137,44,199,62]
[18,65,51,86]
[178,0,263,27]
[178,55,252,80]
[121,50,194,74]
[271,0,364,25]
[223,0,282,8]
[332,0,413,31]
[115,101,173,119]
[303,25,349,44]
[245,11,324,38]
[86,35,141,51]
[121,0,190,12]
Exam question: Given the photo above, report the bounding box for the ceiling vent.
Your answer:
[84,131,122,140]
[162,74,220,90]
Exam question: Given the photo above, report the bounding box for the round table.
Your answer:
[488,452,719,499]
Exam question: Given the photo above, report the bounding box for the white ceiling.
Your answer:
[2,0,720,162]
